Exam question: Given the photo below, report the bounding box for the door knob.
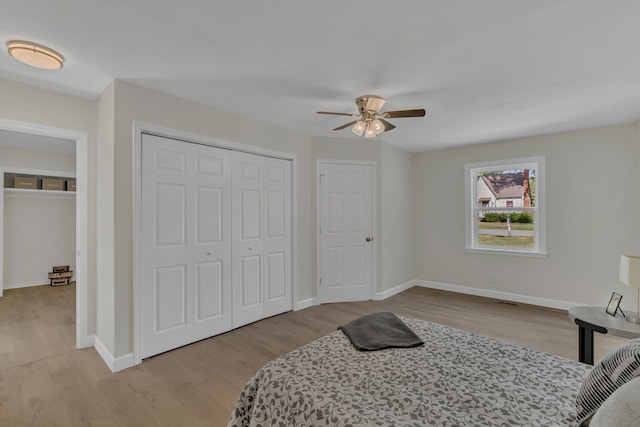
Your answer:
[206,251,213,256]
[365,237,373,242]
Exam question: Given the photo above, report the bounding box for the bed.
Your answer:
[228,315,596,426]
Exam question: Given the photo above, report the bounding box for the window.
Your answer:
[465,156,546,257]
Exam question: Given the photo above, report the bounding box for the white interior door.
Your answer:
[262,156,292,318]
[140,134,232,358]
[232,151,292,328]
[319,162,373,303]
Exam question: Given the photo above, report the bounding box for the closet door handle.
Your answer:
[365,237,373,242]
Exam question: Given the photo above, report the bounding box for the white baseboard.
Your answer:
[295,297,317,311]
[3,280,48,289]
[94,336,135,373]
[414,279,580,311]
[294,279,576,312]
[374,280,415,300]
[77,334,95,349]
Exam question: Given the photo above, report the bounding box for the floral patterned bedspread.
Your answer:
[228,317,590,426]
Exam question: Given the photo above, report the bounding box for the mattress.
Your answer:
[229,316,591,426]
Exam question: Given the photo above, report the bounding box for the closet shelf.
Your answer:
[4,188,75,197]
[3,171,76,193]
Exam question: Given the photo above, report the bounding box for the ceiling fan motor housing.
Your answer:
[356,95,386,114]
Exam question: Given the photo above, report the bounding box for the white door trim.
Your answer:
[316,159,377,303]
[132,122,298,365]
[0,118,91,349]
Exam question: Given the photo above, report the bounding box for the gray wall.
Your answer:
[380,143,414,290]
[0,78,98,337]
[412,122,640,311]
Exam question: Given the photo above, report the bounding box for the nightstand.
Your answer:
[568,306,640,365]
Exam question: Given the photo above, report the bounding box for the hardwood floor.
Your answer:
[0,283,75,371]
[0,285,627,426]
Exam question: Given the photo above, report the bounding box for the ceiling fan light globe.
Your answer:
[352,121,365,136]
[364,126,376,139]
[372,119,384,135]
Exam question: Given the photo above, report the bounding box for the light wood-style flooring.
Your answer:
[0,283,76,371]
[0,284,627,426]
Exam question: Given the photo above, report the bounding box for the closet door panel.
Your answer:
[196,186,222,244]
[262,157,292,317]
[241,190,261,239]
[196,260,223,320]
[240,255,261,307]
[232,152,264,328]
[141,135,292,357]
[140,134,231,359]
[155,183,187,247]
[266,252,286,299]
[189,145,231,331]
[154,264,187,331]
[232,152,292,326]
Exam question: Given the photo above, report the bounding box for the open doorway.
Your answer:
[0,120,90,370]
[0,129,76,369]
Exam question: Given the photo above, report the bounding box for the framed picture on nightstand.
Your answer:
[606,292,623,316]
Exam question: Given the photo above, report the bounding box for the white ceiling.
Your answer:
[1,1,640,152]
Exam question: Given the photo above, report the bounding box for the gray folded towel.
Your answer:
[338,312,424,351]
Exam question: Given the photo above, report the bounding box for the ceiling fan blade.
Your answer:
[379,119,396,132]
[317,111,358,117]
[382,109,426,118]
[332,120,357,131]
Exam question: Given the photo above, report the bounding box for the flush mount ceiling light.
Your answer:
[7,40,64,70]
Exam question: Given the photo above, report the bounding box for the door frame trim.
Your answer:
[0,118,91,349]
[316,159,377,303]
[132,122,298,365]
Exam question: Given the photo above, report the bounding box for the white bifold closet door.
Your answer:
[140,134,292,359]
[140,134,232,359]
[232,151,292,328]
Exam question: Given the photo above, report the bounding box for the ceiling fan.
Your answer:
[317,95,426,138]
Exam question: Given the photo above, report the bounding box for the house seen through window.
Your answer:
[465,156,546,256]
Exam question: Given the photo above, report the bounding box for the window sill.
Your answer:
[465,247,548,258]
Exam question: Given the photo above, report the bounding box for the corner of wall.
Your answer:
[94,334,135,373]
[379,143,414,292]
[95,82,117,356]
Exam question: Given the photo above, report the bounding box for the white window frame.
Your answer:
[465,156,547,257]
